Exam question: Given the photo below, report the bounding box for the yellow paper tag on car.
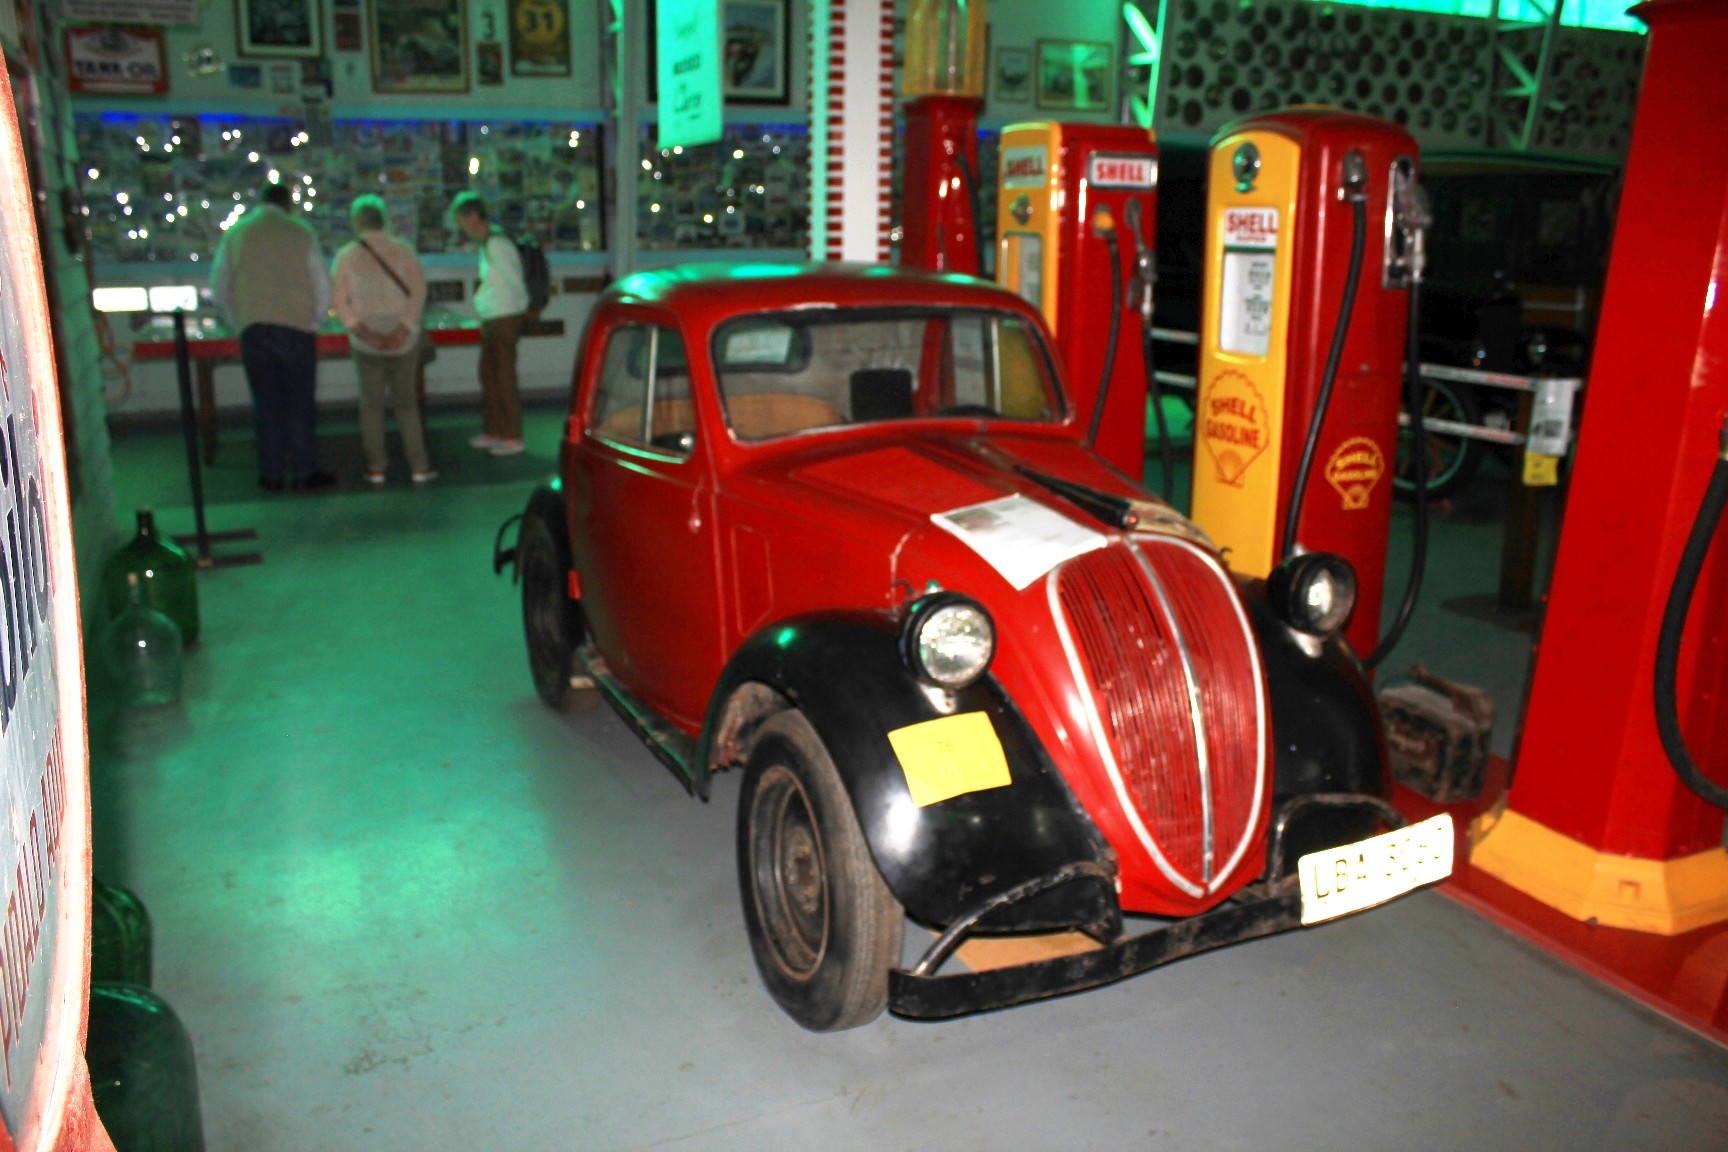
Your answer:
[1522,451,1560,487]
[888,712,1013,807]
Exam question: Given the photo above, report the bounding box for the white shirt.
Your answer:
[473,232,529,320]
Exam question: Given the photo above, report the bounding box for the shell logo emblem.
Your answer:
[1199,370,1270,488]
[1325,436,1385,510]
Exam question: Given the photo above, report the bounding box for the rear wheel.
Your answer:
[1395,376,1483,500]
[737,711,903,1031]
[518,510,598,713]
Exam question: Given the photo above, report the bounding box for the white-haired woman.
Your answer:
[331,194,437,484]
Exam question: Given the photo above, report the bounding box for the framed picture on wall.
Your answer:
[370,0,469,93]
[509,0,572,77]
[237,0,323,58]
[995,47,1031,103]
[1035,39,1112,112]
[723,0,788,104]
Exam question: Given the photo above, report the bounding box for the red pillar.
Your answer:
[1471,0,1728,934]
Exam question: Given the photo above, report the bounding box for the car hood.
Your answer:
[727,428,1203,600]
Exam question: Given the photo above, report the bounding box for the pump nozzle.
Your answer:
[1337,150,1369,203]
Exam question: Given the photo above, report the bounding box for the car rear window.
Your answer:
[711,308,1064,442]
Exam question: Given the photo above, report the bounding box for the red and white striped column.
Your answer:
[807,0,895,263]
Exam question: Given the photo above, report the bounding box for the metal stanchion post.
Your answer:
[170,310,262,570]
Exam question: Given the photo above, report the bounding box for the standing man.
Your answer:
[450,192,527,456]
[211,180,335,491]
[332,194,438,485]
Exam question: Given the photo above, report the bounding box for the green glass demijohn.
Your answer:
[104,573,184,708]
[103,508,199,645]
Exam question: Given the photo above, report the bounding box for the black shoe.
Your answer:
[259,475,286,492]
[293,471,338,492]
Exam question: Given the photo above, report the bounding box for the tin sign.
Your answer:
[1223,207,1279,251]
[1001,146,1048,189]
[1087,154,1156,189]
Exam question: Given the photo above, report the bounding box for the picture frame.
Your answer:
[237,0,323,59]
[1035,39,1112,112]
[994,46,1031,104]
[370,0,469,94]
[66,26,168,96]
[722,0,788,105]
[509,0,572,78]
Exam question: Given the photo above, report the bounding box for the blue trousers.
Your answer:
[239,323,319,483]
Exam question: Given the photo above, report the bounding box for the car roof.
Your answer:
[602,262,1040,323]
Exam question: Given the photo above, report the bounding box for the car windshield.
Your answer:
[710,308,1065,442]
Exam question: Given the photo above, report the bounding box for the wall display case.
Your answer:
[74,111,604,269]
[636,123,807,251]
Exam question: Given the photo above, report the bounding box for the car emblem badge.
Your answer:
[1010,194,1032,227]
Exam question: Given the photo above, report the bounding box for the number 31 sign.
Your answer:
[510,0,572,77]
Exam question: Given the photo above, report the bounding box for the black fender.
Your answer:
[494,477,569,579]
[700,613,1119,935]
[1239,578,1392,863]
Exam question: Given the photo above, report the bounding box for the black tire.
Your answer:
[737,711,903,1031]
[518,510,598,714]
[1395,376,1483,500]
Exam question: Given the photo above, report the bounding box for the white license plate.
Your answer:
[1297,813,1455,925]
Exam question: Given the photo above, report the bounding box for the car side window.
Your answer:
[589,324,695,457]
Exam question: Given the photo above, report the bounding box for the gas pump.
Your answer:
[900,0,987,275]
[994,122,1159,481]
[1188,109,1426,661]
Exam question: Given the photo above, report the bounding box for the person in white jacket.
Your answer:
[331,195,437,484]
[450,192,527,456]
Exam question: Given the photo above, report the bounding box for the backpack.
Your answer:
[512,232,551,315]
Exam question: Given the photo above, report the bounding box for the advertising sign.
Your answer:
[0,78,103,1151]
[63,0,198,23]
[656,0,723,150]
[65,27,167,97]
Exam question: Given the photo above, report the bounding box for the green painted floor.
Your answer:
[89,407,1727,1151]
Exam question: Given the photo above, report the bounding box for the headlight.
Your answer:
[900,594,995,690]
[1267,552,1357,637]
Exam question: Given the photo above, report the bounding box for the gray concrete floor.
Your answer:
[91,409,1728,1150]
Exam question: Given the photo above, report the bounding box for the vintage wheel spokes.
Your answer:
[751,764,828,979]
[1398,384,1471,487]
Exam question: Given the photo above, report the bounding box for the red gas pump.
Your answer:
[902,96,984,276]
[1469,0,1728,937]
[1188,110,1425,661]
[994,122,1160,480]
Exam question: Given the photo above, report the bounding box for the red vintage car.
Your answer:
[498,263,1452,1031]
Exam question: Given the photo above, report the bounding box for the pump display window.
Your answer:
[73,112,605,268]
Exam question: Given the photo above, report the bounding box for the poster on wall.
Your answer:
[656,0,721,149]
[1036,40,1112,112]
[370,0,469,93]
[722,0,787,104]
[994,47,1030,103]
[65,0,198,22]
[65,26,168,96]
[509,0,571,77]
[237,0,324,58]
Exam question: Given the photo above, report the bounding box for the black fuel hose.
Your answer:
[1366,277,1428,669]
[1144,325,1175,504]
[1088,227,1124,448]
[951,149,987,276]
[1654,414,1728,812]
[1279,194,1368,563]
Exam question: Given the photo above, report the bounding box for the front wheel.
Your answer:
[518,510,598,713]
[737,711,903,1031]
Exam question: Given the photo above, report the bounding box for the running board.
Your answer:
[575,645,705,798]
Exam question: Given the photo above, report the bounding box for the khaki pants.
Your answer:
[355,349,432,474]
[480,314,524,441]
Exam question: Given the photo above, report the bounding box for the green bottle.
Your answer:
[104,573,183,708]
[103,509,199,645]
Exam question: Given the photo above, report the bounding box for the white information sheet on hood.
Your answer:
[931,495,1109,590]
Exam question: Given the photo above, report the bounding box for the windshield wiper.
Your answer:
[1015,466,1137,531]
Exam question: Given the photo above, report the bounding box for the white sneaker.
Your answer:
[411,468,441,484]
[362,470,387,486]
[469,433,499,449]
[488,439,526,457]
